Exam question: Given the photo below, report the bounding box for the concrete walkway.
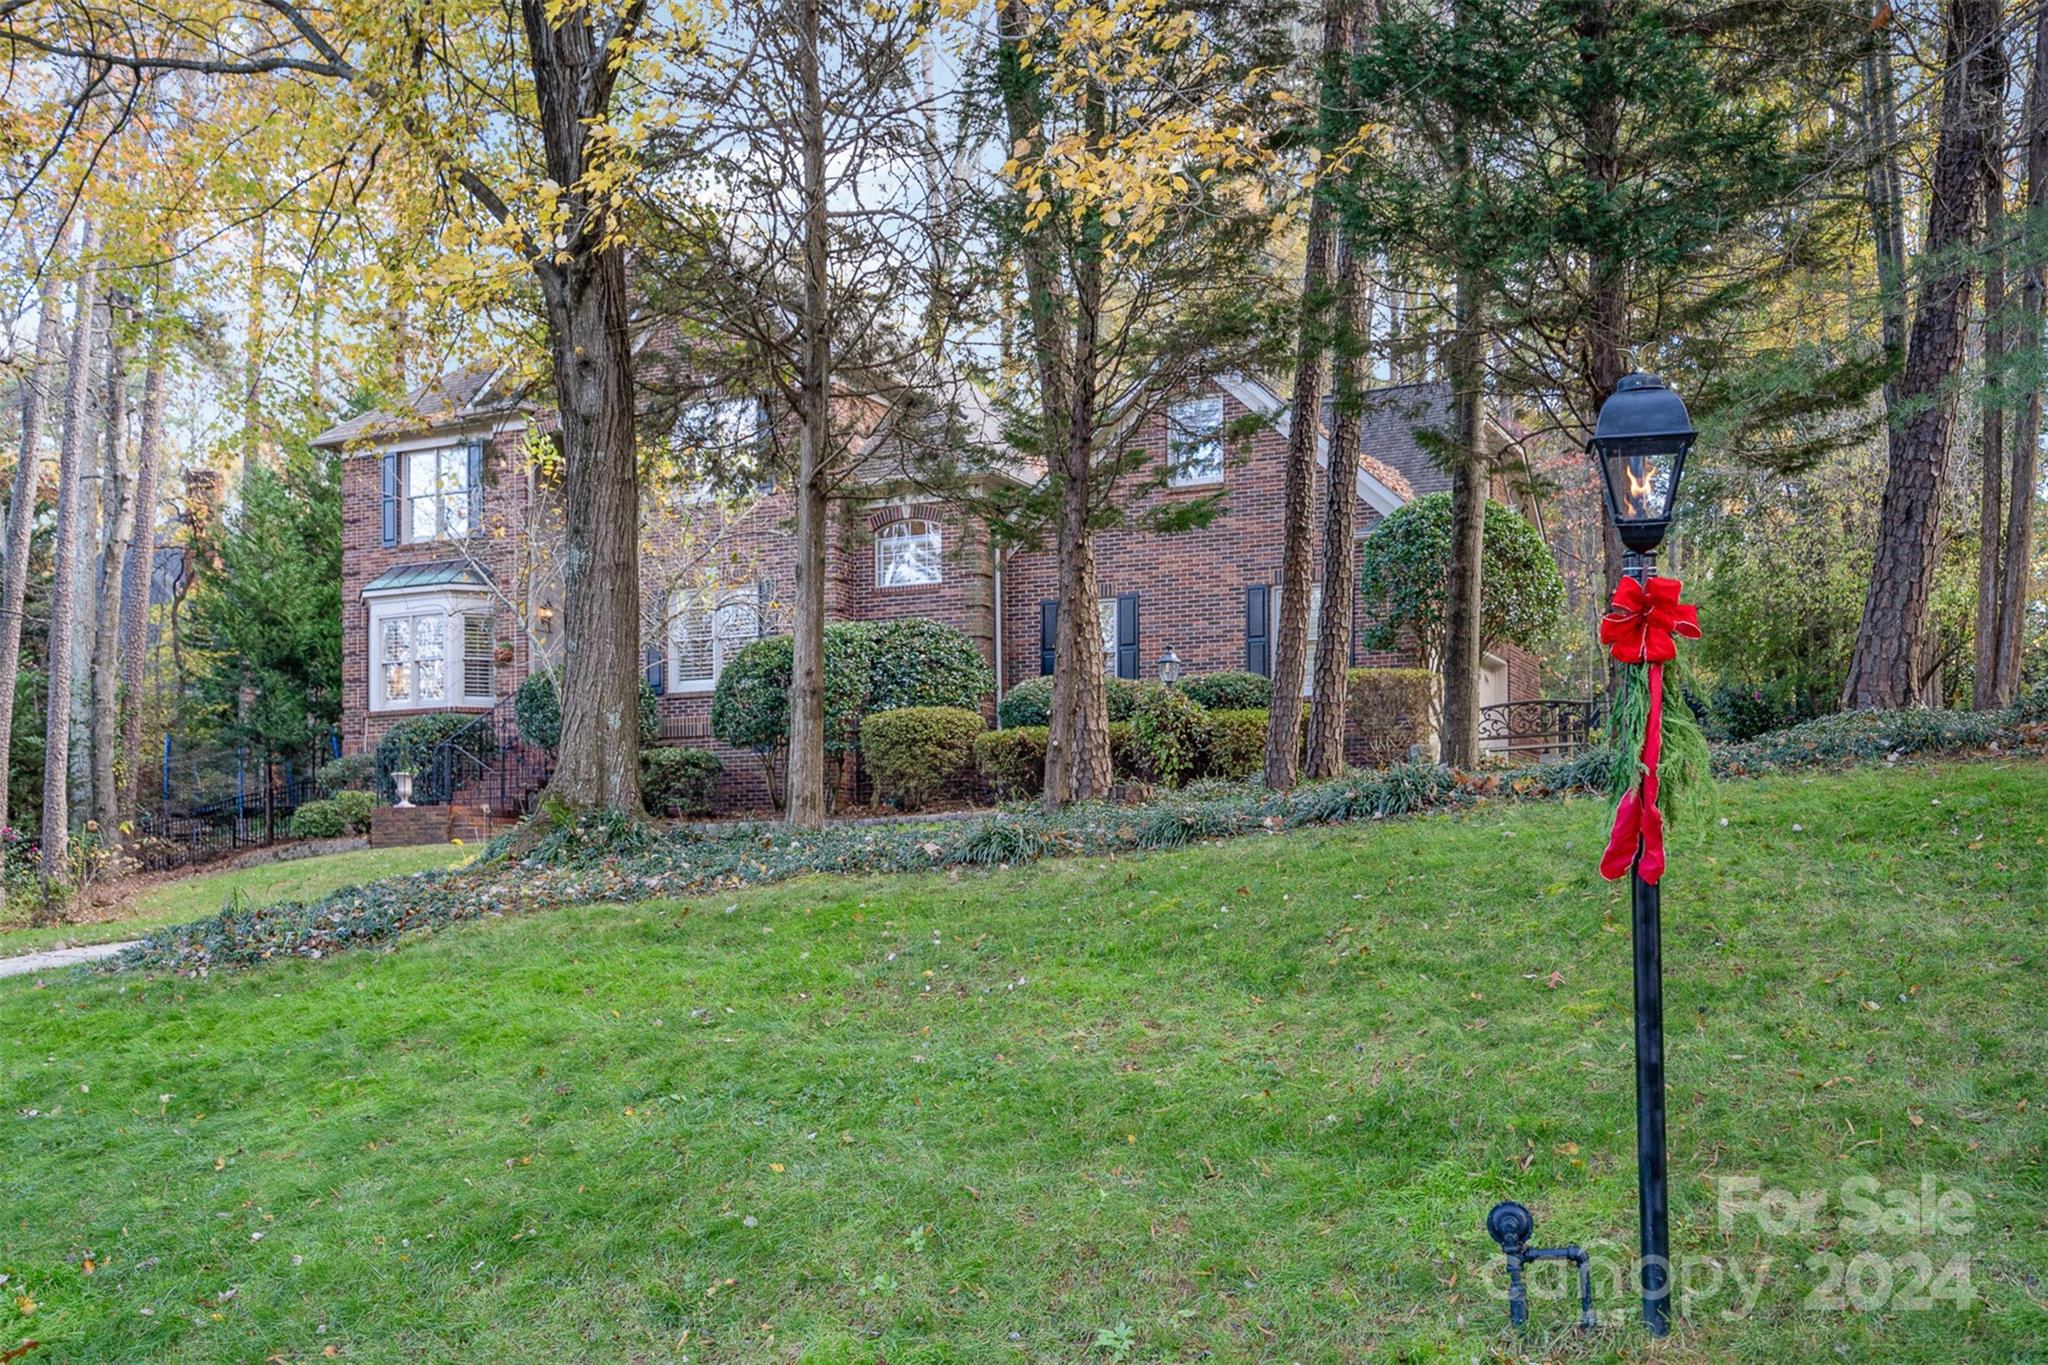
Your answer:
[0,940,138,979]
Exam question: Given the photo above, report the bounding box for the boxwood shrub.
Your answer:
[995,675,1138,729]
[641,747,722,817]
[1128,683,1207,787]
[861,706,986,810]
[973,725,1047,799]
[1203,708,1269,779]
[1178,670,1271,712]
[333,789,377,833]
[288,799,347,838]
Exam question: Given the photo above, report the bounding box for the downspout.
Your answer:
[992,537,1005,723]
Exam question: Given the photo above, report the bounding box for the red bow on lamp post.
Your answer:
[1598,576,1700,885]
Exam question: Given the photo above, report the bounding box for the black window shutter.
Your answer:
[1116,592,1139,680]
[467,438,486,527]
[1245,585,1269,676]
[1039,600,1058,675]
[380,450,399,546]
[644,643,666,694]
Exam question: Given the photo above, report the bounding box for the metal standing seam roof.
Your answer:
[360,560,495,596]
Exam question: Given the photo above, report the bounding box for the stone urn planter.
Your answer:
[391,770,416,808]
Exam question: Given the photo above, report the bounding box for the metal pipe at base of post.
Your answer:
[1633,871,1670,1336]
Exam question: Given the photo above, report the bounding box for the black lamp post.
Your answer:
[1591,371,1695,1337]
[1485,372,1697,1337]
[1157,647,1181,685]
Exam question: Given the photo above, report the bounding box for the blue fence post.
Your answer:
[161,733,171,802]
[236,746,246,839]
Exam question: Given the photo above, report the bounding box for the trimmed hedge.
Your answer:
[866,618,995,714]
[1347,667,1434,765]
[1203,708,1268,780]
[1177,670,1272,712]
[289,799,347,838]
[315,752,377,796]
[995,675,1139,729]
[862,706,986,810]
[333,789,376,833]
[641,747,722,817]
[1129,683,1206,787]
[974,725,1047,799]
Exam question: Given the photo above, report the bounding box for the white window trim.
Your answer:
[404,445,474,544]
[1269,582,1324,696]
[366,589,495,713]
[1097,598,1118,662]
[668,589,762,695]
[1167,395,1226,488]
[876,519,943,588]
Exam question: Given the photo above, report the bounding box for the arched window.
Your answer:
[876,519,942,587]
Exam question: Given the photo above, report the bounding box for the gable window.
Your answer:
[1167,395,1225,487]
[406,446,473,541]
[877,519,942,587]
[369,593,495,711]
[670,588,762,693]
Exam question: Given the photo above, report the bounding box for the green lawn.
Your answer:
[0,763,2041,1362]
[0,845,474,956]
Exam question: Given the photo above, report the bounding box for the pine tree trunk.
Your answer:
[785,0,831,832]
[0,250,64,909]
[1307,221,1371,779]
[1864,16,1909,414]
[118,300,171,816]
[41,232,100,884]
[92,312,135,830]
[1267,6,1341,790]
[1845,0,2007,710]
[1997,2,2048,704]
[526,0,643,813]
[1973,165,2006,712]
[68,307,114,831]
[1440,139,1488,772]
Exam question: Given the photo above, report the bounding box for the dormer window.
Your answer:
[1167,395,1225,487]
[876,519,942,587]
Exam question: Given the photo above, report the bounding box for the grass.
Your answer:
[0,845,474,956]
[0,761,2042,1362]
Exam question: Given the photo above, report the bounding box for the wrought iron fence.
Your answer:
[131,739,329,872]
[1478,698,1601,758]
[375,696,553,819]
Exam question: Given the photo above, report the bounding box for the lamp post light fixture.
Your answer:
[1157,647,1181,685]
[1593,371,1695,1337]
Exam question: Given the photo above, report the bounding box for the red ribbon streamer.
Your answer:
[1598,575,1699,885]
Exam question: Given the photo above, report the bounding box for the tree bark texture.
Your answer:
[1845,0,2006,710]
[41,233,100,881]
[525,0,644,812]
[786,0,832,831]
[1998,2,2048,703]
[1308,223,1371,778]
[1441,259,1488,769]
[0,252,64,907]
[1267,6,1341,790]
[118,305,171,815]
[92,312,135,829]
[1973,136,2006,711]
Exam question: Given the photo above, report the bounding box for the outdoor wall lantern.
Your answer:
[1156,647,1181,685]
[1487,372,1696,1339]
[1590,372,1695,556]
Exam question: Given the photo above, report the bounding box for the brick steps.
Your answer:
[370,803,520,848]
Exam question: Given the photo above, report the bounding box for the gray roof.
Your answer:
[361,559,495,596]
[311,363,526,449]
[1347,381,1457,498]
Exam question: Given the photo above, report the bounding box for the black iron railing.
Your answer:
[134,743,325,872]
[408,696,553,818]
[1478,698,1600,757]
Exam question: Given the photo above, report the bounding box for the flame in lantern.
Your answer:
[1625,460,1657,512]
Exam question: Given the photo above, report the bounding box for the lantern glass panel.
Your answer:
[1602,439,1680,526]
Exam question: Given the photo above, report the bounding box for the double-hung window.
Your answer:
[876,520,942,587]
[406,446,473,541]
[669,589,761,693]
[1167,395,1225,487]
[369,595,495,711]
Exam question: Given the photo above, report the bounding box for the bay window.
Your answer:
[368,593,496,711]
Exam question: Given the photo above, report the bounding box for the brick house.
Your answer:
[315,366,1547,813]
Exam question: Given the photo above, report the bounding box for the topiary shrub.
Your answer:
[515,669,564,750]
[973,725,1047,799]
[315,752,376,796]
[374,714,498,804]
[641,747,722,817]
[289,799,347,838]
[332,789,376,834]
[1202,708,1269,779]
[517,669,659,753]
[1178,670,1271,712]
[861,706,986,810]
[1128,683,1208,787]
[1347,668,1434,766]
[1358,493,1565,671]
[866,618,994,714]
[996,674,1138,729]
